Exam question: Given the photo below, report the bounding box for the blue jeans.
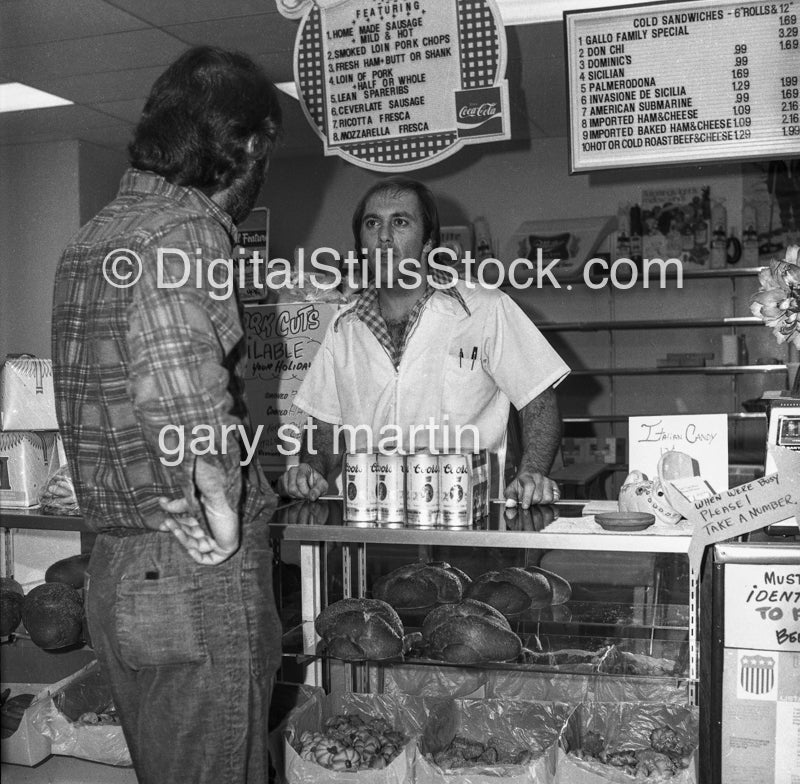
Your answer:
[85,520,281,784]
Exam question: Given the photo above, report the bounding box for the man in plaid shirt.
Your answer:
[52,47,282,784]
[280,177,569,508]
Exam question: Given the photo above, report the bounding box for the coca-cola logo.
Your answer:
[455,87,505,138]
[458,102,498,121]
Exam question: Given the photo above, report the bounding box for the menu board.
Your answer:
[565,0,800,172]
[294,0,510,171]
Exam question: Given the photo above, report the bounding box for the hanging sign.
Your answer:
[565,0,800,172]
[292,0,510,171]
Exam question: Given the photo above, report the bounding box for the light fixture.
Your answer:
[0,82,73,113]
[275,81,299,100]
[496,0,655,25]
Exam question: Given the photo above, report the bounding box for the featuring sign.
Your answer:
[564,0,800,172]
[725,563,800,652]
[293,0,510,171]
[628,413,729,493]
[242,303,340,473]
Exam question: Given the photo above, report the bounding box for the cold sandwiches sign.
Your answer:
[281,0,510,171]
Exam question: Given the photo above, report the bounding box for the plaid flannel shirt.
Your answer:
[345,265,470,367]
[52,168,274,533]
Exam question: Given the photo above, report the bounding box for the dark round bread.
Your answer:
[315,598,404,661]
[315,597,402,638]
[0,591,23,637]
[524,565,572,605]
[22,583,83,650]
[422,601,522,664]
[373,562,466,611]
[422,598,510,637]
[465,567,553,616]
[45,553,91,590]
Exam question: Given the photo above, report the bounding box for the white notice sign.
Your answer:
[724,563,800,652]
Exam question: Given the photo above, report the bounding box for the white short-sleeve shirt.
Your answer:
[294,280,570,454]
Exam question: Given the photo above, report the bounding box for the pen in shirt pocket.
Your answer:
[470,346,478,370]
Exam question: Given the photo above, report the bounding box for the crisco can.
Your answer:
[376,453,406,526]
[405,452,439,527]
[439,453,471,528]
[343,452,376,525]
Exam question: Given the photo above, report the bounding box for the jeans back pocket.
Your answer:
[116,575,208,669]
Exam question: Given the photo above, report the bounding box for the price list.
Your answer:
[565,0,800,172]
[319,1,460,147]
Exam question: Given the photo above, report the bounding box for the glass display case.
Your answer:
[274,499,697,706]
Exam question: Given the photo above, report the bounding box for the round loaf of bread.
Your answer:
[523,565,572,605]
[422,599,522,664]
[315,598,404,661]
[465,567,553,616]
[373,562,469,612]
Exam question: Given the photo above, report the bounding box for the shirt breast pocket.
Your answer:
[441,348,488,423]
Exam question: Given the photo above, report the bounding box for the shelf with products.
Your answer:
[539,316,763,332]
[563,412,765,423]
[276,499,697,703]
[501,265,766,291]
[513,257,787,495]
[568,365,785,376]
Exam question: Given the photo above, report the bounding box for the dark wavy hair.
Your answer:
[128,46,282,190]
[351,177,441,251]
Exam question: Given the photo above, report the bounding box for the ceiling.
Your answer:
[0,0,568,159]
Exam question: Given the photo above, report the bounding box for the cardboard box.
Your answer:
[0,431,62,507]
[0,357,58,431]
[1,681,52,766]
[417,698,569,784]
[283,691,433,784]
[555,702,698,783]
[28,661,131,767]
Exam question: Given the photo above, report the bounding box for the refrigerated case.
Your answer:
[704,541,800,784]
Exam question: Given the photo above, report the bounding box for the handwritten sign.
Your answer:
[243,303,340,471]
[725,563,800,652]
[667,448,800,574]
[628,413,729,492]
[293,0,510,171]
[565,0,800,172]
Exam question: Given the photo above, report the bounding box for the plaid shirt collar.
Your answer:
[343,266,470,368]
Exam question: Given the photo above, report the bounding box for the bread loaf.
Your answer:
[523,565,572,605]
[422,599,522,664]
[373,562,469,612]
[315,598,404,661]
[465,567,553,616]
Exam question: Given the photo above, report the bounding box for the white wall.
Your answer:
[0,140,127,586]
[0,141,81,361]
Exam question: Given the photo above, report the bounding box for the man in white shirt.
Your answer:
[278,177,569,508]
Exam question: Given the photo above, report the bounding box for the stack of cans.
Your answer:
[342,451,490,528]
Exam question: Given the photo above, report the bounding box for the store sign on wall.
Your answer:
[564,0,800,172]
[288,0,510,171]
